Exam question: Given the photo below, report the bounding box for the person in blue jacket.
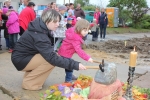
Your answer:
[18,0,30,14]
[99,8,108,40]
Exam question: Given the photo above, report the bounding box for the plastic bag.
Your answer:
[94,63,117,85]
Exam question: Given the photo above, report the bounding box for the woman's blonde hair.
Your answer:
[41,9,61,24]
[75,19,90,34]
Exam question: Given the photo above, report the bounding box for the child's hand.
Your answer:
[79,63,86,70]
[88,58,93,63]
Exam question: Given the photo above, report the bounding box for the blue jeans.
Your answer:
[9,34,18,49]
[100,24,107,39]
[83,35,88,41]
[5,38,9,48]
[65,69,73,82]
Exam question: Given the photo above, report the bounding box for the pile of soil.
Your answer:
[86,37,150,55]
[86,37,150,66]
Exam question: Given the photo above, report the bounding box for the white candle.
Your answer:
[129,47,137,67]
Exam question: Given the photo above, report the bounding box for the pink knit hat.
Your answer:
[2,7,8,14]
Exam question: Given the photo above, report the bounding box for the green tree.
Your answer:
[107,0,149,28]
[140,15,150,29]
[74,0,89,7]
[82,4,97,11]
[126,0,148,28]
[107,0,129,27]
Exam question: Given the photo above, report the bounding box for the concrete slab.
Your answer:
[0,90,13,100]
[133,72,150,88]
[0,51,148,100]
[0,32,150,99]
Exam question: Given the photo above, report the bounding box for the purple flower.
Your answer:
[50,89,55,93]
[44,94,47,98]
[58,85,65,91]
[61,91,72,98]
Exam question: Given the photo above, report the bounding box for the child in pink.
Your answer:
[6,8,20,53]
[58,19,93,82]
[94,7,101,24]
[68,9,76,26]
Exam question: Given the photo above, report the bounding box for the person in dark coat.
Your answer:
[99,8,108,40]
[11,9,86,91]
[74,4,85,18]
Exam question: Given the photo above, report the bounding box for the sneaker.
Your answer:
[72,74,77,80]
[54,50,58,52]
[8,49,13,53]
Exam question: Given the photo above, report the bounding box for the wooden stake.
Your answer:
[86,66,99,69]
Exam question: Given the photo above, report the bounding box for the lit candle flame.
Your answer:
[134,46,135,52]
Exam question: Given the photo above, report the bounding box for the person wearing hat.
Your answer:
[66,17,73,29]
[68,9,76,26]
[1,0,13,50]
[6,7,20,53]
[53,5,67,52]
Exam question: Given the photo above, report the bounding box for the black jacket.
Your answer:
[11,17,79,71]
[1,14,9,38]
[74,8,85,18]
[66,23,72,29]
[99,12,108,25]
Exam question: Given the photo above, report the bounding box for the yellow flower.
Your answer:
[49,85,58,91]
[53,91,62,96]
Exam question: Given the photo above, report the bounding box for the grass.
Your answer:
[106,27,150,34]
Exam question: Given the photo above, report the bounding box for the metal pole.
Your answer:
[123,66,135,100]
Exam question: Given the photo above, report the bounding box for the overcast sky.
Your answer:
[90,0,150,7]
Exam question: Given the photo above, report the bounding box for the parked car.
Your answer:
[84,11,94,22]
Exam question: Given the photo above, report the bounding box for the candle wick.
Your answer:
[134,46,135,51]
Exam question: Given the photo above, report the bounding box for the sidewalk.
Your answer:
[0,32,149,99]
[86,32,150,43]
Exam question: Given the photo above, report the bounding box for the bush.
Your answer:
[82,5,97,11]
[140,15,150,29]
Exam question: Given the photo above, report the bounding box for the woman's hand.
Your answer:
[79,63,86,70]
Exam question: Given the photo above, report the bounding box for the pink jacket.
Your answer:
[68,15,77,26]
[94,12,100,24]
[58,27,90,61]
[6,11,20,34]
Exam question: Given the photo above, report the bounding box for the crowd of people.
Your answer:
[0,0,108,91]
[0,0,36,52]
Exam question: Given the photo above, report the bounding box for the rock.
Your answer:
[119,55,126,58]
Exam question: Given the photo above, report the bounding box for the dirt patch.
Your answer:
[85,37,150,66]
[86,37,150,54]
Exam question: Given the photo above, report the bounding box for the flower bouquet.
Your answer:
[122,83,150,100]
[40,74,93,100]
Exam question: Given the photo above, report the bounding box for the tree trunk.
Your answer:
[121,19,126,27]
